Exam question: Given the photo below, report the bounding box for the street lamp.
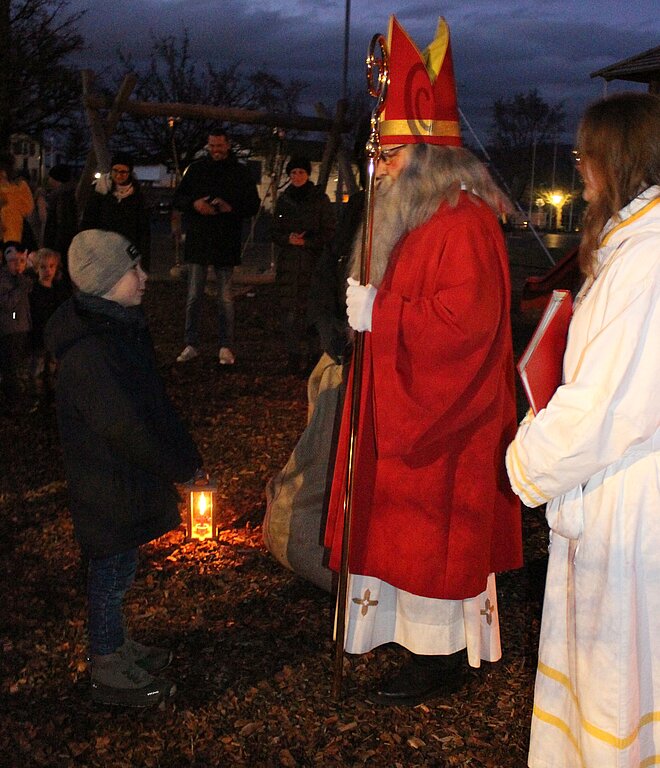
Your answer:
[549,191,570,230]
[539,190,571,230]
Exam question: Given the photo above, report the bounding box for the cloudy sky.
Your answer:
[67,0,659,141]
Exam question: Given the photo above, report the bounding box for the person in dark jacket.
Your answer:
[173,129,260,366]
[45,229,201,707]
[28,248,70,407]
[308,188,363,365]
[42,164,78,284]
[79,152,151,271]
[0,242,32,412]
[271,156,335,375]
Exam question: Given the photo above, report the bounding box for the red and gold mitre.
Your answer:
[379,16,462,147]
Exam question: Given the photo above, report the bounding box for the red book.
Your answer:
[517,289,573,414]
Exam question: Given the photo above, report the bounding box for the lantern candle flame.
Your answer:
[184,476,219,541]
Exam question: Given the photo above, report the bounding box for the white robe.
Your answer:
[506,187,660,767]
[341,572,502,668]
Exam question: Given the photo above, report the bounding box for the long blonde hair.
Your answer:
[577,92,660,278]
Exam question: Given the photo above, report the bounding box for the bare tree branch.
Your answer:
[0,0,85,150]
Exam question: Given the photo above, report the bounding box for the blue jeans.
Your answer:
[87,548,138,656]
[184,264,234,349]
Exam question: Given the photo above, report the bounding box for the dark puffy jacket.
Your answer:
[45,295,201,558]
[0,266,32,336]
[272,182,335,311]
[79,179,151,271]
[173,154,261,268]
[43,183,78,265]
[307,189,363,361]
[29,278,70,351]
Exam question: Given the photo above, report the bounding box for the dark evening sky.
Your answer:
[69,0,659,141]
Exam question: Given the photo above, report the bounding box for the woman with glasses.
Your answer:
[80,152,151,271]
[507,92,660,767]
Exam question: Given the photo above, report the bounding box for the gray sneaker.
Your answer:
[218,347,235,365]
[91,650,176,708]
[120,637,173,674]
[176,345,199,363]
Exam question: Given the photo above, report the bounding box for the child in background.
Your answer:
[0,243,32,413]
[29,248,70,406]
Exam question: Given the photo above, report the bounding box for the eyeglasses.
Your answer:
[379,144,407,165]
[572,150,582,168]
[111,167,130,176]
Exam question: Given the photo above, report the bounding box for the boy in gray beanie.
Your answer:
[68,228,142,297]
[46,230,201,707]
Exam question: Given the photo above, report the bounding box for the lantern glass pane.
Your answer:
[189,490,214,540]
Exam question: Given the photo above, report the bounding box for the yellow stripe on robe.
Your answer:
[537,661,660,751]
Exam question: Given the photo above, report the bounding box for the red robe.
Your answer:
[325,192,522,600]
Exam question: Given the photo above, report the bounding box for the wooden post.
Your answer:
[316,99,347,195]
[316,101,358,199]
[336,147,358,198]
[81,71,110,168]
[82,94,342,133]
[76,72,137,209]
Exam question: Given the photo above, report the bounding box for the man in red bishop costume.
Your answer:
[324,15,522,706]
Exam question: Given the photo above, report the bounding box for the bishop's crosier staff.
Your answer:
[332,32,389,700]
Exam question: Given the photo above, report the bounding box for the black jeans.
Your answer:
[0,332,28,405]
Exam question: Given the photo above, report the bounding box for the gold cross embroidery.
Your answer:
[352,588,379,617]
[480,598,495,626]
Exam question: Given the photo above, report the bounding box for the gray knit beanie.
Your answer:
[68,230,141,296]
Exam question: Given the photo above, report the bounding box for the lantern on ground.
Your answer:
[184,475,219,541]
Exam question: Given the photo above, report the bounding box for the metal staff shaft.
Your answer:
[333,33,388,700]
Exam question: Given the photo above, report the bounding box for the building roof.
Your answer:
[590,45,660,84]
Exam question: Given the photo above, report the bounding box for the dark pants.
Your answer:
[283,306,318,361]
[87,548,138,656]
[0,332,28,406]
[184,264,234,349]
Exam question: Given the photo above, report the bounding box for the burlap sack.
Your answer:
[263,353,343,592]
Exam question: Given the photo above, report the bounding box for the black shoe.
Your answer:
[90,650,176,708]
[120,638,173,674]
[369,652,465,707]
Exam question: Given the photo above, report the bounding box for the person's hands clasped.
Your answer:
[193,197,218,215]
[210,197,232,213]
[288,232,306,246]
[193,196,233,215]
[346,277,377,332]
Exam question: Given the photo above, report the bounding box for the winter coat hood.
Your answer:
[45,294,145,361]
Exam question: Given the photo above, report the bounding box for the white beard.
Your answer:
[349,176,411,289]
[347,144,508,290]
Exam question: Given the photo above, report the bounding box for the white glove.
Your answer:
[346,276,377,332]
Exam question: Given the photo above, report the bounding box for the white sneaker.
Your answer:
[176,345,199,363]
[218,347,235,365]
